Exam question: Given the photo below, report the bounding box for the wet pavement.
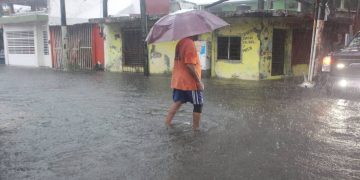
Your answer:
[0,66,359,180]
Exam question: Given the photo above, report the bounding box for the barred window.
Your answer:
[217,37,241,60]
[43,31,49,55]
[6,31,35,54]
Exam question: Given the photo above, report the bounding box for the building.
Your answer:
[90,0,176,73]
[148,0,355,80]
[171,0,197,11]
[48,0,105,70]
[49,24,105,70]
[148,16,313,80]
[0,0,51,67]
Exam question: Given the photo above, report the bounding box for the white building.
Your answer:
[0,13,51,67]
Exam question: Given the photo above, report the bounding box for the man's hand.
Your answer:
[196,81,204,91]
[186,64,203,90]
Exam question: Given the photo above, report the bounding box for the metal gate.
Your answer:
[0,29,4,64]
[50,27,62,68]
[50,24,93,70]
[122,28,144,72]
[272,29,286,76]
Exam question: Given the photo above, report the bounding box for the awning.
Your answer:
[0,14,48,25]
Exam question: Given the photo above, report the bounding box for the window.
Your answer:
[217,37,241,60]
[6,31,35,54]
[43,31,49,55]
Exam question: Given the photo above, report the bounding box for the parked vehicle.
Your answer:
[321,32,360,93]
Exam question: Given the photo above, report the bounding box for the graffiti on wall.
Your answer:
[104,25,123,72]
[242,35,255,53]
[150,45,162,59]
[213,19,262,80]
[258,20,274,79]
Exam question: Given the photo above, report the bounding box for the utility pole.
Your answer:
[31,0,38,11]
[0,4,4,17]
[8,3,14,14]
[340,0,345,10]
[258,0,265,10]
[307,0,327,83]
[60,0,68,70]
[103,0,108,18]
[355,0,360,32]
[140,0,149,76]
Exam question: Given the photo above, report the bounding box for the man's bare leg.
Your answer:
[192,112,201,130]
[165,101,182,127]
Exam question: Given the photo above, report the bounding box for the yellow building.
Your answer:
[89,17,149,73]
[91,14,314,80]
[103,18,146,73]
[89,0,353,81]
[149,16,313,80]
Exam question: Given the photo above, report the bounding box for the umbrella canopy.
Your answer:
[146,9,229,44]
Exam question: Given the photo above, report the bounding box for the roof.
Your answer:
[89,16,140,24]
[89,15,161,24]
[0,0,47,7]
[211,9,310,18]
[0,13,48,24]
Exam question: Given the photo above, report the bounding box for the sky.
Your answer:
[49,0,138,25]
[48,0,243,25]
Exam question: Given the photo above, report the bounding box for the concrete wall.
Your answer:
[214,18,261,80]
[214,18,296,80]
[257,19,294,80]
[35,23,52,67]
[148,33,211,75]
[149,41,177,74]
[292,64,308,76]
[104,23,123,72]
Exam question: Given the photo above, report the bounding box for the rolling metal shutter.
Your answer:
[6,31,35,54]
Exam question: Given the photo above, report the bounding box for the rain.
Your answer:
[0,67,359,179]
[0,0,360,179]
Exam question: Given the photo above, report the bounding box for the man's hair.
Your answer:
[190,35,198,41]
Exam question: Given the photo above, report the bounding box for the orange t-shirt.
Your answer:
[171,38,201,90]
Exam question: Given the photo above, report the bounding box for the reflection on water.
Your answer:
[295,98,360,179]
[0,67,359,179]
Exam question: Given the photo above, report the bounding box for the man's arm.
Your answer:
[186,64,204,90]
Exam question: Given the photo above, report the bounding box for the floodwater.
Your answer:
[0,66,359,180]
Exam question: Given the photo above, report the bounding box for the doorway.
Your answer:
[122,28,144,72]
[41,28,52,67]
[0,29,4,65]
[272,29,286,76]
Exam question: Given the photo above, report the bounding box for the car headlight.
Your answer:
[338,79,348,87]
[336,63,345,69]
[322,56,332,72]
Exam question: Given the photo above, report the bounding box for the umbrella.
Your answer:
[146,9,229,44]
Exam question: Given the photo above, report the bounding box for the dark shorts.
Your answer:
[173,89,204,105]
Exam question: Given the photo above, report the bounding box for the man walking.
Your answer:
[165,36,204,130]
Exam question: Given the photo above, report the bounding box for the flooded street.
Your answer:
[0,66,359,180]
